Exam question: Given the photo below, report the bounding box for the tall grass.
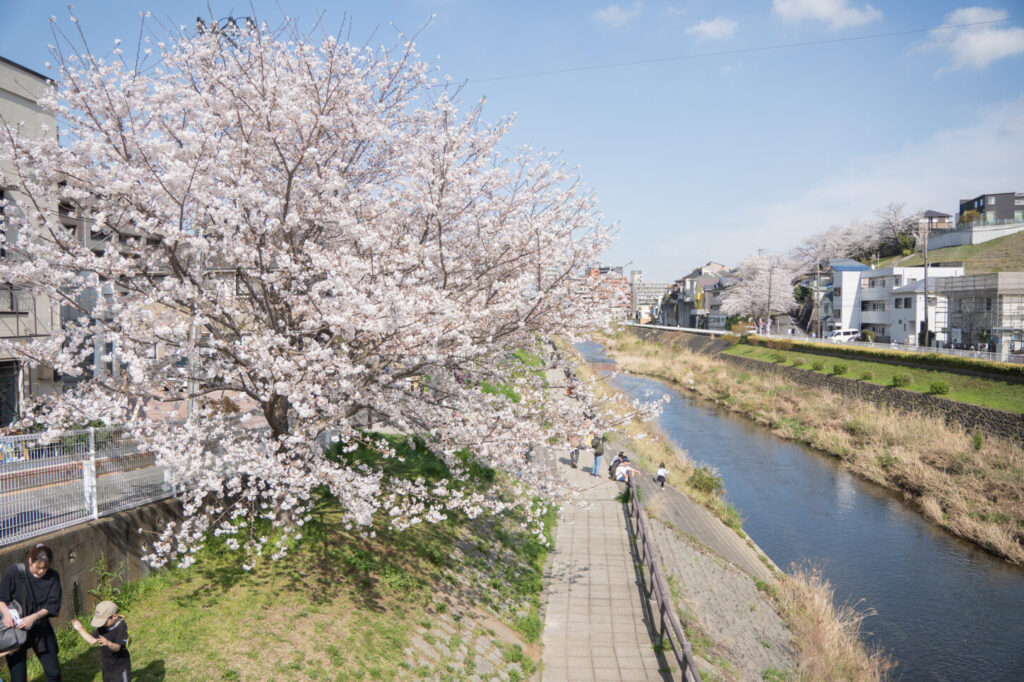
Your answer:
[778,567,893,681]
[602,331,1024,565]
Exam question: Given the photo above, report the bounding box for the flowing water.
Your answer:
[577,340,1024,681]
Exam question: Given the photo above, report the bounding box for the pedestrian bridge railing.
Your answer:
[0,426,173,547]
[627,475,702,681]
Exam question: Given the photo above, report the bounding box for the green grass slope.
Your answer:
[877,229,1024,274]
[32,434,554,681]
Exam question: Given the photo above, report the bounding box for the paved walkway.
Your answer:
[539,459,671,681]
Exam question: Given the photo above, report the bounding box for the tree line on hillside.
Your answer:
[720,203,922,324]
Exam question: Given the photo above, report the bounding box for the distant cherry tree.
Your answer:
[0,15,635,565]
[720,251,797,324]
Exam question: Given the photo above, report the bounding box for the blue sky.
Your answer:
[3,1,1023,282]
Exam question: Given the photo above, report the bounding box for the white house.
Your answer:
[829,266,964,343]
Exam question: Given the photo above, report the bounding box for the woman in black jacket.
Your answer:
[0,543,63,681]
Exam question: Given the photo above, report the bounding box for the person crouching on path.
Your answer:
[656,463,668,488]
[73,600,131,682]
[614,458,639,484]
[0,543,63,682]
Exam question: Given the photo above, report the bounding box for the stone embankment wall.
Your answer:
[0,499,181,626]
[637,328,1024,445]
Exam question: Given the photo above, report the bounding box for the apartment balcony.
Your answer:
[859,310,889,325]
[860,288,892,301]
[0,288,57,345]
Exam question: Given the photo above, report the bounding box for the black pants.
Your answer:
[7,624,61,682]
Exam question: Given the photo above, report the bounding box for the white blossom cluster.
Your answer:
[0,17,655,566]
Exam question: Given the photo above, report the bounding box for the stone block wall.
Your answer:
[0,499,181,625]
[721,354,1024,444]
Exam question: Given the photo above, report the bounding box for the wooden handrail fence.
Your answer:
[627,475,702,681]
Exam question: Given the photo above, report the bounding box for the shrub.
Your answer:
[891,374,911,388]
[688,465,725,496]
[772,351,788,364]
[859,330,876,342]
[860,371,874,381]
[811,360,825,371]
[831,363,848,375]
[929,381,950,395]
[792,357,806,367]
[971,432,985,451]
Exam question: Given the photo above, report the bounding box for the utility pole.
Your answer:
[919,219,930,347]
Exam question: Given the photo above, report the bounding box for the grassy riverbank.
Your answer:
[602,329,1024,565]
[31,435,551,681]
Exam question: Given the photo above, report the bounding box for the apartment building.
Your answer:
[0,57,62,423]
[828,265,964,343]
[628,271,669,322]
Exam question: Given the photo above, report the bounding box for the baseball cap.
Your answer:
[90,601,118,627]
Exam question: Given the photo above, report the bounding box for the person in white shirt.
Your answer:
[655,464,668,489]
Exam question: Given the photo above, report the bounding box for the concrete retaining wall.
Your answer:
[635,327,1024,444]
[0,499,181,625]
[928,221,1024,250]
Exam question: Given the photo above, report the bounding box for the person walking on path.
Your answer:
[72,600,131,682]
[656,463,668,488]
[591,434,606,477]
[0,543,63,682]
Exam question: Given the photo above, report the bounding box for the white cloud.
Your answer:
[926,7,1024,71]
[772,0,881,29]
[728,98,1024,258]
[592,3,643,28]
[686,16,738,40]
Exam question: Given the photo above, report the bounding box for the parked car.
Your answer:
[826,329,860,343]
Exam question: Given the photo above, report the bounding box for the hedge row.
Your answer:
[743,335,1024,380]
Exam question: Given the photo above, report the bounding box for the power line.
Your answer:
[467,16,1024,84]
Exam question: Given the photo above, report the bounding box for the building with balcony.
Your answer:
[0,57,62,423]
[628,271,669,323]
[919,210,953,231]
[958,192,1024,226]
[828,265,963,342]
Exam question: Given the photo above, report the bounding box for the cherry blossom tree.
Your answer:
[720,251,796,326]
[0,15,632,565]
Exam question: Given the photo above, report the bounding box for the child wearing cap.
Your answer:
[72,600,131,682]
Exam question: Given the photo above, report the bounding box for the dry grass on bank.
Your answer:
[602,331,1024,565]
[559,339,747,535]
[778,568,894,681]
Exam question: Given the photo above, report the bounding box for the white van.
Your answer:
[826,329,860,343]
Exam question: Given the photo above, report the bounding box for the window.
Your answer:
[986,298,992,311]
[986,211,995,224]
[893,277,902,286]
[905,297,913,308]
[1015,198,1024,206]
[895,298,902,309]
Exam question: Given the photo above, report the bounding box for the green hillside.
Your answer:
[877,229,1024,274]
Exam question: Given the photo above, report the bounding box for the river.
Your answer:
[577,340,1024,681]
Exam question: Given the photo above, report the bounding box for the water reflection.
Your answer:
[577,340,1024,681]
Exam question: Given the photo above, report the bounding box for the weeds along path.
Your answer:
[603,330,1024,566]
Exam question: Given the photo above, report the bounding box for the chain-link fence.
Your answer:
[0,426,173,546]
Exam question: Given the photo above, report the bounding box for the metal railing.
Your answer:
[0,426,173,546]
[626,475,702,681]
